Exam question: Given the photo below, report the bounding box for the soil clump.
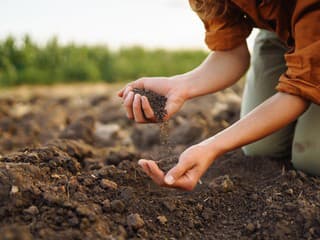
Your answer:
[0,85,320,239]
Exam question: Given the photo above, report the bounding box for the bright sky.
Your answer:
[0,0,257,50]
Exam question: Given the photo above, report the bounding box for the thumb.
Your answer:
[164,158,193,185]
[165,97,184,120]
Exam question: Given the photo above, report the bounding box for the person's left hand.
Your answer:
[138,143,216,191]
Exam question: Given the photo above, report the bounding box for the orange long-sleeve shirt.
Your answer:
[190,0,320,104]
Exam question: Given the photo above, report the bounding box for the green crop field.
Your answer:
[0,36,208,86]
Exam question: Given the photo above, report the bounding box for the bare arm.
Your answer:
[118,42,250,122]
[139,92,310,190]
[177,41,250,99]
[201,92,309,154]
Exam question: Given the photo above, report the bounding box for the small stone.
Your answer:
[10,186,19,194]
[251,193,259,201]
[246,223,255,232]
[102,199,111,212]
[266,197,272,204]
[127,213,144,230]
[286,188,294,195]
[162,201,176,212]
[157,215,168,225]
[287,170,297,178]
[209,175,234,192]
[111,200,125,213]
[221,177,234,192]
[117,225,127,238]
[137,228,148,238]
[100,179,118,190]
[23,205,39,215]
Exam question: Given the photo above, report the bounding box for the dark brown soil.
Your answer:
[132,88,167,122]
[132,88,173,160]
[0,84,320,240]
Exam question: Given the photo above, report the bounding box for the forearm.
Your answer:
[201,92,310,157]
[173,42,250,99]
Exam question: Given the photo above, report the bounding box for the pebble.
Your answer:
[111,200,125,213]
[221,177,234,192]
[209,175,234,192]
[102,199,111,212]
[23,205,39,215]
[127,213,144,229]
[251,193,259,201]
[137,228,148,238]
[162,201,176,212]
[157,215,168,225]
[286,188,294,195]
[246,223,255,232]
[10,185,19,194]
[100,179,118,190]
[287,170,297,178]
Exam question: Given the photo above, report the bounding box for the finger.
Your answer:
[122,78,145,99]
[164,158,194,185]
[171,167,200,191]
[123,91,134,119]
[138,159,165,186]
[164,98,183,121]
[123,86,133,100]
[133,94,147,123]
[141,96,155,120]
[117,86,126,97]
[138,159,152,175]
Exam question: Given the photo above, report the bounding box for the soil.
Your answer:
[132,88,167,122]
[0,84,320,240]
[132,88,173,161]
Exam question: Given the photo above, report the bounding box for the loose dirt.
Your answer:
[0,84,319,240]
[132,88,174,162]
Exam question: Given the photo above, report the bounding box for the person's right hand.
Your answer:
[117,77,187,123]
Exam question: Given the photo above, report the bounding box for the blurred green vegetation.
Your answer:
[0,36,208,86]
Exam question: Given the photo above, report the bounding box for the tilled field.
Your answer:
[0,84,319,240]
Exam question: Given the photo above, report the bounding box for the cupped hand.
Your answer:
[138,144,216,191]
[117,77,187,123]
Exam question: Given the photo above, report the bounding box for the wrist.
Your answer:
[169,73,196,101]
[198,135,229,160]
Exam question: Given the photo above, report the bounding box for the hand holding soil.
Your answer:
[117,77,187,123]
[139,144,217,191]
[119,82,217,190]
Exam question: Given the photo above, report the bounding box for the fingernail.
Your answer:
[164,175,175,185]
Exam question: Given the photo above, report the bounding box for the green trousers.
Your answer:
[241,30,320,176]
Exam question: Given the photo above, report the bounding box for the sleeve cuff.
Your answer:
[205,22,252,51]
[276,75,320,104]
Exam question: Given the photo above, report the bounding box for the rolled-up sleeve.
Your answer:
[189,0,252,51]
[276,2,320,104]
[204,17,252,51]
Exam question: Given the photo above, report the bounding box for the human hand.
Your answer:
[117,77,187,123]
[138,143,217,191]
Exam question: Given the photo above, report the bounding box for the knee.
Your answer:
[291,142,320,176]
[242,140,290,158]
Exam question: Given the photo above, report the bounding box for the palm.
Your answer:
[119,77,185,121]
[143,78,184,119]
